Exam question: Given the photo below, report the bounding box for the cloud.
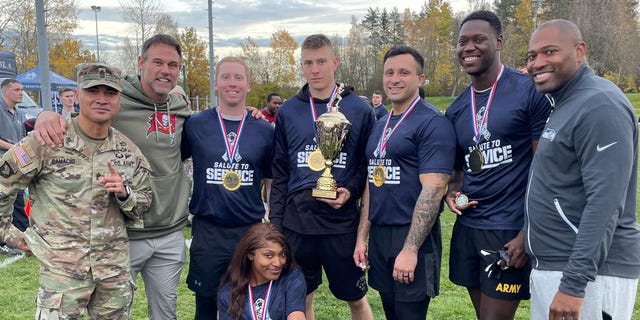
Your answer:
[73,0,470,57]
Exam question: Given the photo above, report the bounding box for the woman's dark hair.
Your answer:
[220,223,295,319]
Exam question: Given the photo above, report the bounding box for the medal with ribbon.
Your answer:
[468,64,504,172]
[217,107,247,191]
[372,95,421,187]
[248,280,273,320]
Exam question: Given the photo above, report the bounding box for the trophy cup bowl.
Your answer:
[312,86,352,199]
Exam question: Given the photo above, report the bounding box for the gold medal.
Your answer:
[373,165,386,187]
[307,149,325,171]
[222,170,241,191]
[469,147,484,172]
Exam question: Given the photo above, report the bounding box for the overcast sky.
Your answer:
[74,0,473,57]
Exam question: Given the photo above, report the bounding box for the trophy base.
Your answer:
[312,188,337,199]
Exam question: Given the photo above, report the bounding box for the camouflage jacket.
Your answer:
[0,120,152,280]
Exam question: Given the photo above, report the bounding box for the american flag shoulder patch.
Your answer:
[13,145,32,168]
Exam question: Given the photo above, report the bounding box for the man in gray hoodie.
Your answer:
[34,34,191,319]
[525,19,640,320]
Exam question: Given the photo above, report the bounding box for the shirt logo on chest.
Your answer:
[542,128,556,141]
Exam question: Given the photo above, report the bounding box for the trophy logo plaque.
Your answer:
[312,84,352,199]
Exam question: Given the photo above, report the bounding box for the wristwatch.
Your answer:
[117,184,131,201]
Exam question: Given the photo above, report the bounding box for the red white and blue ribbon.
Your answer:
[469,64,504,144]
[216,107,247,166]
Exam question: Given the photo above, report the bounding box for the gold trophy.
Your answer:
[312,84,352,199]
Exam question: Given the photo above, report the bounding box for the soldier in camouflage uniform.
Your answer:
[0,63,153,319]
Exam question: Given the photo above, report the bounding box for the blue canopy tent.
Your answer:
[17,66,77,112]
[17,66,77,91]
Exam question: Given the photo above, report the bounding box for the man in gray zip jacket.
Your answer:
[525,19,640,320]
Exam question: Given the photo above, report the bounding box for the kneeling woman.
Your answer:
[218,223,306,320]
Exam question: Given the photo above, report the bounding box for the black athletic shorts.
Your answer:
[187,216,257,296]
[449,221,531,300]
[368,222,441,302]
[284,227,368,301]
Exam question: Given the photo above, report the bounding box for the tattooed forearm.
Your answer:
[403,173,450,253]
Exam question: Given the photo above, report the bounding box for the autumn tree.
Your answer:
[49,38,95,79]
[179,27,210,104]
[270,30,298,88]
[239,30,300,107]
[500,0,535,69]
[404,0,456,96]
[0,0,78,71]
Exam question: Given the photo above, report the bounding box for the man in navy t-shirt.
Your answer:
[182,56,275,320]
[371,90,387,120]
[444,11,551,320]
[269,34,375,319]
[354,45,455,320]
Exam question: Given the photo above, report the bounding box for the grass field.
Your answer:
[2,208,640,319]
[0,93,639,319]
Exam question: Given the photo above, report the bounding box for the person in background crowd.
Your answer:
[261,93,281,124]
[370,90,387,120]
[58,87,76,121]
[170,85,191,112]
[0,78,28,235]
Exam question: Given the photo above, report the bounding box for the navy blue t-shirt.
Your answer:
[270,84,374,234]
[182,108,274,227]
[373,105,388,121]
[274,87,373,194]
[445,67,551,230]
[218,268,306,320]
[366,99,456,225]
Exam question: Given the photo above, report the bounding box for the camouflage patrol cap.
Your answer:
[76,63,122,92]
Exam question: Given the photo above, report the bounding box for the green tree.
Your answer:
[501,0,534,69]
[407,0,456,96]
[494,0,523,25]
